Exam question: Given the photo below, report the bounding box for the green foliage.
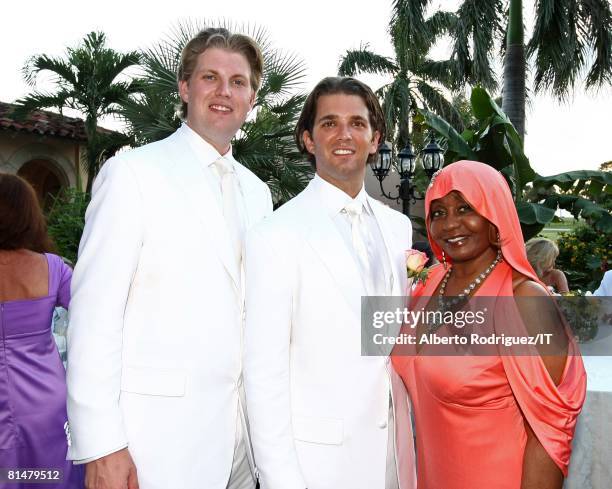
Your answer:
[556,224,610,292]
[527,0,612,99]
[448,0,505,91]
[338,3,465,153]
[46,188,90,264]
[14,31,141,193]
[443,0,612,139]
[445,0,612,100]
[119,20,312,206]
[421,86,612,239]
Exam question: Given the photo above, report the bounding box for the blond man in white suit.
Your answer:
[244,77,416,489]
[67,28,272,489]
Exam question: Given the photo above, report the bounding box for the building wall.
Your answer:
[0,131,84,192]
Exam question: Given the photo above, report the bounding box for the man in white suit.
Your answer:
[244,77,416,489]
[67,28,272,489]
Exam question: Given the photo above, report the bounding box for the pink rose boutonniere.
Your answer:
[405,249,430,286]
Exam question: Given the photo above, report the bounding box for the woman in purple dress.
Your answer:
[0,174,83,488]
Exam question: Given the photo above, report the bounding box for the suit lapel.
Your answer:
[166,130,241,292]
[369,198,403,296]
[368,198,408,343]
[300,182,365,316]
[234,164,258,230]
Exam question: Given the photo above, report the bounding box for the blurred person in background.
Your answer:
[526,237,570,294]
[0,173,83,488]
[593,270,611,297]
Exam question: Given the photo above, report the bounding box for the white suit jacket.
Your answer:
[67,125,272,489]
[244,179,416,489]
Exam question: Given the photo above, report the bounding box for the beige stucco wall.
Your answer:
[0,131,84,188]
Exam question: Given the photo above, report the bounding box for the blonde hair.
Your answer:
[177,27,263,119]
[526,237,559,278]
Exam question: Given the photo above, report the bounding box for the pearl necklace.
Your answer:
[428,249,503,332]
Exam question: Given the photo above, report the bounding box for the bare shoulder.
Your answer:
[548,268,567,280]
[0,250,48,301]
[1,249,45,267]
[512,271,549,297]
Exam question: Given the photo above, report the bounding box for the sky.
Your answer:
[2,0,610,176]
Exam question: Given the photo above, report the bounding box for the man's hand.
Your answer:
[85,448,139,489]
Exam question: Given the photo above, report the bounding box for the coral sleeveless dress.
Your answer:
[392,261,586,489]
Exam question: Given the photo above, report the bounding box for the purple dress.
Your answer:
[0,253,84,488]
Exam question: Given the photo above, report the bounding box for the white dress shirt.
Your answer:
[181,123,247,218]
[311,174,392,296]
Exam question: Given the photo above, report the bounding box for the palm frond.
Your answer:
[415,81,465,133]
[257,50,307,105]
[582,0,612,89]
[419,58,462,90]
[378,77,413,148]
[528,0,612,97]
[391,0,431,64]
[338,45,398,77]
[17,31,143,191]
[98,82,140,116]
[233,111,313,204]
[118,89,180,145]
[527,0,583,99]
[23,54,77,87]
[141,46,179,94]
[12,91,74,120]
[449,0,503,91]
[423,11,459,51]
[377,83,395,143]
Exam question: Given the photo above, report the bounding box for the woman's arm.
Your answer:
[514,277,567,489]
[551,269,570,294]
[521,423,564,489]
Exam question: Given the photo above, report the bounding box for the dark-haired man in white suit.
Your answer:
[244,77,416,489]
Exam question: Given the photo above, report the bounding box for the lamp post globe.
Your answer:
[421,133,445,178]
[397,142,417,179]
[372,141,393,181]
[369,132,445,218]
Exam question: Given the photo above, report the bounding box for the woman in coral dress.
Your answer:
[392,161,586,489]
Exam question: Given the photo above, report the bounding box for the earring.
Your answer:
[489,226,501,248]
[442,251,447,269]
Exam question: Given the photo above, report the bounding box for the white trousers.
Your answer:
[226,409,256,489]
[386,397,400,489]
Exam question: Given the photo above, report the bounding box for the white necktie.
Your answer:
[344,200,376,296]
[213,157,245,266]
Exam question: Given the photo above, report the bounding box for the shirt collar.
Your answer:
[312,173,372,218]
[180,123,236,169]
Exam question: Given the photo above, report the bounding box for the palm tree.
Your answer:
[13,32,141,193]
[447,0,612,140]
[119,21,313,205]
[338,0,465,152]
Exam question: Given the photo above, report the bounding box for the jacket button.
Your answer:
[378,420,388,429]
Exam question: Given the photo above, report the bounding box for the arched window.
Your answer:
[17,159,67,210]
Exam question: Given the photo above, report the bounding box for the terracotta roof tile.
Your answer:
[0,101,119,141]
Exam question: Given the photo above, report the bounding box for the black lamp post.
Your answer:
[370,133,445,216]
[421,133,445,179]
